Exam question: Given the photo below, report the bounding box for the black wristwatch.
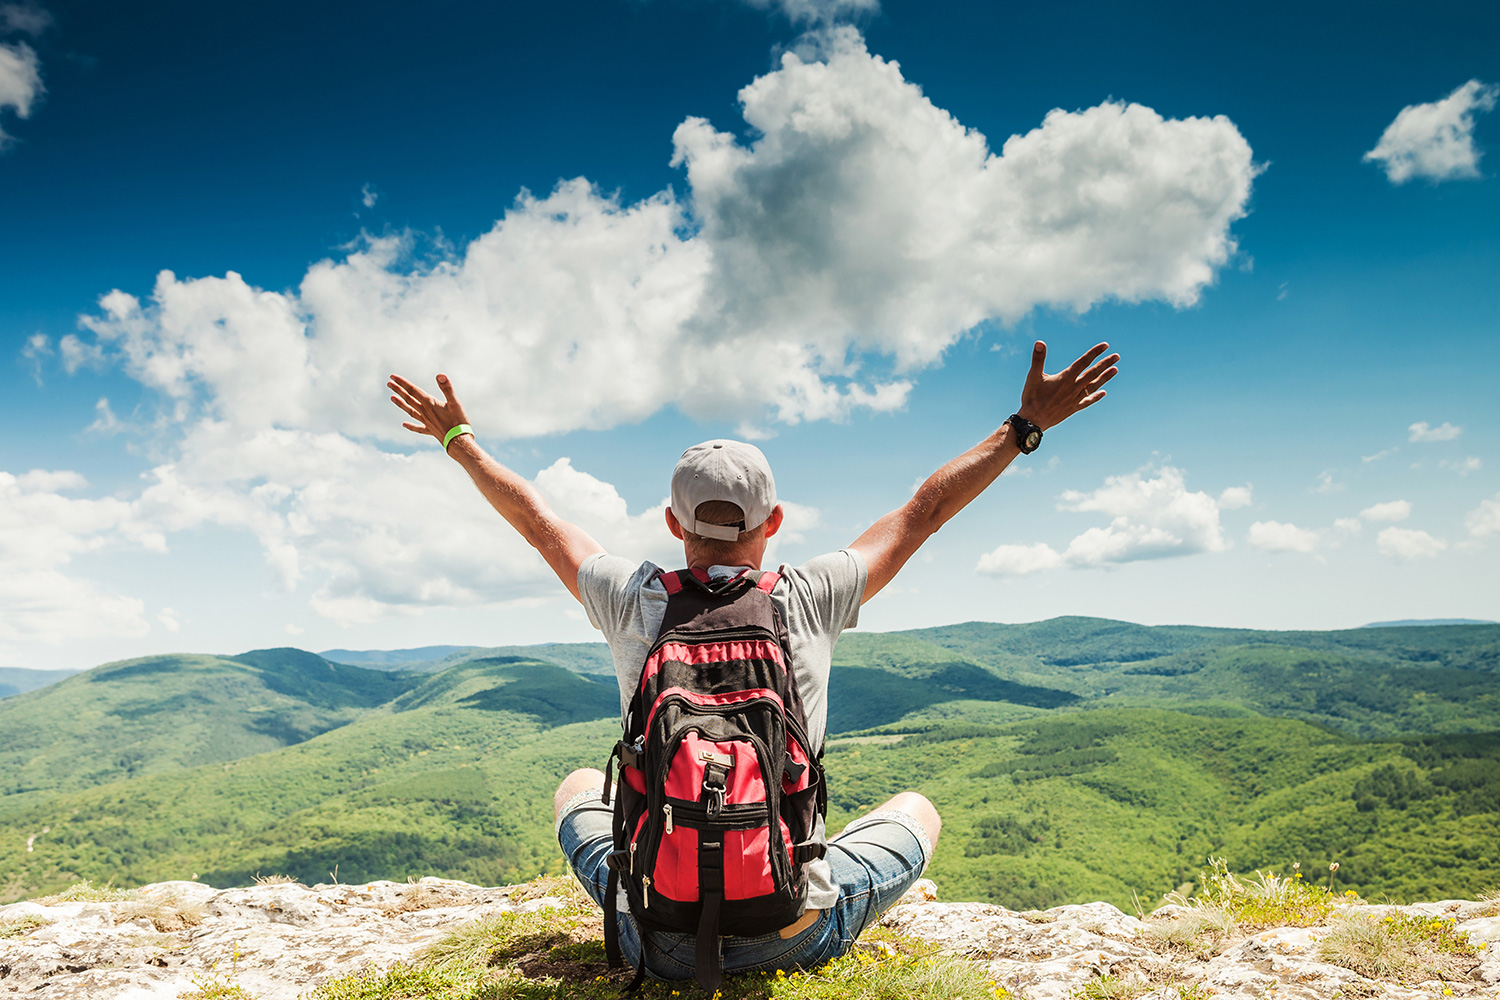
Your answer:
[1007,413,1043,454]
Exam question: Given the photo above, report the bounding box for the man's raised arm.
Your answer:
[387,373,604,601]
[851,341,1119,604]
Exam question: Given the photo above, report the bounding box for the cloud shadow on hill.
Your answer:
[827,663,1077,734]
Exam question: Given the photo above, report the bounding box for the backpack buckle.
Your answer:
[702,762,729,819]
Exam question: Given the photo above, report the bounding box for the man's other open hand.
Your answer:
[1016,341,1119,431]
[388,373,472,447]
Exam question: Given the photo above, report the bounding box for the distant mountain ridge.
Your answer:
[0,667,80,699]
[1362,617,1498,627]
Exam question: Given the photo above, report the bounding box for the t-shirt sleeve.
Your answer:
[787,548,867,634]
[577,552,644,637]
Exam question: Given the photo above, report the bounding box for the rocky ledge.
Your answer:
[2,876,1498,999]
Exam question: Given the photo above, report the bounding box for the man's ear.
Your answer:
[763,504,785,539]
[665,507,685,540]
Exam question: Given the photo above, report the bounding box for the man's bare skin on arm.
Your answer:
[852,340,1118,602]
[386,372,604,601]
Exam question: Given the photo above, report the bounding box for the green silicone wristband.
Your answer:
[442,424,473,450]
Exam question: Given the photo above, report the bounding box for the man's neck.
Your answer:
[685,551,762,571]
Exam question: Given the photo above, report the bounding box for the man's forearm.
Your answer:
[853,420,1026,601]
[852,340,1118,604]
[906,422,1025,537]
[444,436,604,598]
[446,436,551,542]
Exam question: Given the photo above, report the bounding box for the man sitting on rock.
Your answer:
[386,339,1117,981]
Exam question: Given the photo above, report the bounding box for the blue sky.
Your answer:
[2,0,1497,671]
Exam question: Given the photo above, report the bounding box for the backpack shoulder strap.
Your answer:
[755,570,780,594]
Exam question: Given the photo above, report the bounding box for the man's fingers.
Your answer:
[1085,366,1119,393]
[1065,342,1110,378]
[391,395,423,420]
[1081,353,1120,382]
[1078,389,1107,409]
[388,374,435,408]
[401,421,427,434]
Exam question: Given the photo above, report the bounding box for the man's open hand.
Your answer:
[1015,341,1119,431]
[388,373,471,447]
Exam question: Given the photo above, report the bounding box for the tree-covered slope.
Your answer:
[3,619,1496,911]
[0,648,421,818]
[824,709,1500,910]
[6,706,1495,911]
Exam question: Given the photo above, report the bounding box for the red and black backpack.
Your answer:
[600,567,827,991]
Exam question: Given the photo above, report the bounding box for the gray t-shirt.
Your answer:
[577,548,867,912]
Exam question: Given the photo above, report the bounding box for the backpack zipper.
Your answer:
[639,695,788,894]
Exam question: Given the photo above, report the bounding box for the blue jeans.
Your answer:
[556,790,931,980]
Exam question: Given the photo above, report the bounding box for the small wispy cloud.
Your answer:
[0,3,52,35]
[86,397,122,435]
[21,331,49,383]
[1439,456,1481,476]
[1312,470,1343,493]
[1376,526,1446,560]
[361,182,378,209]
[977,465,1234,576]
[737,0,878,26]
[1360,499,1412,523]
[1248,520,1320,555]
[1362,447,1397,463]
[1409,420,1462,442]
[0,15,44,147]
[1467,493,1500,540]
[1365,80,1499,184]
[59,333,105,373]
[1218,485,1253,509]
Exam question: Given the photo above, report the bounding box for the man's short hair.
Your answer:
[682,499,759,558]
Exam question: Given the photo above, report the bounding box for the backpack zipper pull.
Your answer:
[663,803,674,834]
[641,875,651,907]
[629,841,637,873]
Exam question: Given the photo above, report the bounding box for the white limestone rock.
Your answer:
[0,877,557,999]
[5,877,1497,999]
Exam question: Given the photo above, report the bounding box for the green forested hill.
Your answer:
[824,710,1500,908]
[0,658,625,899]
[0,648,419,817]
[2,619,1496,909]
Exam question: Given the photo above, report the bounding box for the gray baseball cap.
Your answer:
[670,440,777,542]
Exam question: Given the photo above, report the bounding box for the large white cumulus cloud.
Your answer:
[48,30,1256,630]
[80,30,1256,440]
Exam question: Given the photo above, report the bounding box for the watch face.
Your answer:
[1025,431,1040,450]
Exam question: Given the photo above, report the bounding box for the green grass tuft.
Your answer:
[0,913,51,938]
[1190,857,1337,927]
[35,878,137,903]
[1317,910,1482,984]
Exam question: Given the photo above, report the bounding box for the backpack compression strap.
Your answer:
[695,838,725,992]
